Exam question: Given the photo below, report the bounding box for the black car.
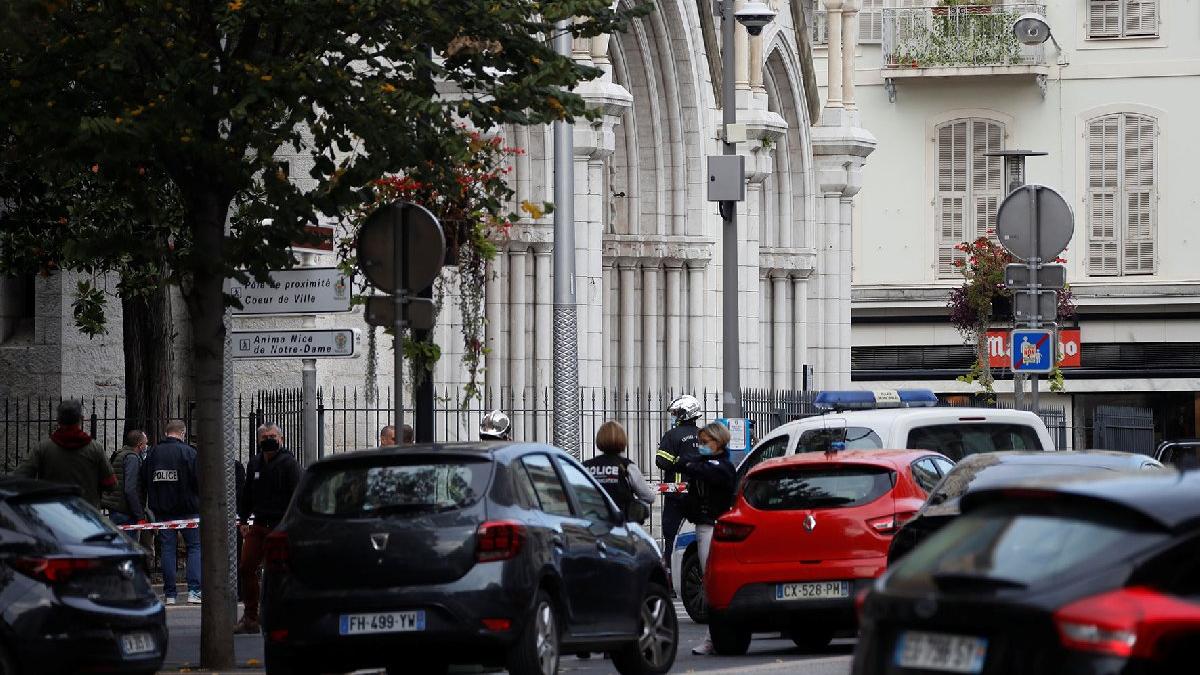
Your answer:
[853,470,1200,675]
[260,443,677,675]
[1153,439,1200,470]
[887,451,1163,565]
[0,478,166,674]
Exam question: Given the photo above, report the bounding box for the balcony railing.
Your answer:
[881,4,1047,71]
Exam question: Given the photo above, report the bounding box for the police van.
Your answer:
[670,389,1056,624]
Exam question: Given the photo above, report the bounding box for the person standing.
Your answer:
[654,395,703,561]
[14,399,116,507]
[141,419,201,605]
[682,422,736,656]
[378,424,415,447]
[102,429,149,526]
[583,421,655,520]
[235,424,301,634]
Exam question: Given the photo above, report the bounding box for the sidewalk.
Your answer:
[161,604,264,673]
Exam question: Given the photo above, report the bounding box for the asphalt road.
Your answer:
[160,601,854,674]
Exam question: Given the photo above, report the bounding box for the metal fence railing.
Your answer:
[882,4,1047,70]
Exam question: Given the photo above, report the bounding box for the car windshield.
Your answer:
[907,424,1043,460]
[12,495,119,544]
[743,466,894,511]
[304,458,492,517]
[931,463,1118,504]
[796,427,883,453]
[887,502,1164,592]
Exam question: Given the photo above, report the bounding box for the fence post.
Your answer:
[317,391,326,459]
[89,411,98,441]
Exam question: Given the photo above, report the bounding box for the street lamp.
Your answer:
[713,0,775,418]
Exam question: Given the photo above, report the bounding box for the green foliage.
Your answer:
[889,6,1026,69]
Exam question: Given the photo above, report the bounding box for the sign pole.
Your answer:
[1028,185,1041,412]
[413,283,435,443]
[394,206,407,434]
[552,19,580,456]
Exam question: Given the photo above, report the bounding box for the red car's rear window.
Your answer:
[743,465,895,511]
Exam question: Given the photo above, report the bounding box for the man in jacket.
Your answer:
[141,420,201,605]
[654,395,703,562]
[14,400,116,507]
[102,429,149,526]
[235,423,301,633]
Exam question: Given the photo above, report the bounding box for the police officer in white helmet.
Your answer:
[479,410,512,441]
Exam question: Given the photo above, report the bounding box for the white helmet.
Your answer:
[667,395,702,422]
[480,410,512,440]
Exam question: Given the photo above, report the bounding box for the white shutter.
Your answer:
[971,120,1004,242]
[1123,0,1159,37]
[1122,114,1157,274]
[860,0,884,43]
[1087,116,1121,276]
[936,121,968,277]
[1089,0,1121,38]
[812,0,828,45]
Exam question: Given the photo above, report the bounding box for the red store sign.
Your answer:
[987,329,1081,369]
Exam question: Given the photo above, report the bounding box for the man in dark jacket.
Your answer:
[14,400,116,507]
[235,423,301,633]
[102,429,149,525]
[655,395,703,562]
[141,419,201,605]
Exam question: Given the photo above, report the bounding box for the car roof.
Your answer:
[766,407,1045,441]
[0,477,82,500]
[928,451,1160,506]
[962,468,1200,532]
[749,449,946,475]
[307,441,564,468]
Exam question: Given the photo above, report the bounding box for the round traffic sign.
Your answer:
[996,184,1074,262]
[356,202,445,294]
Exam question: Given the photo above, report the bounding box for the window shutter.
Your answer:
[1122,114,1157,274]
[1089,0,1121,38]
[1087,116,1120,276]
[936,121,968,277]
[971,120,1004,242]
[860,0,884,43]
[1123,0,1159,37]
[812,0,828,45]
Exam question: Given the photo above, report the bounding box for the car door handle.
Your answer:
[596,540,608,553]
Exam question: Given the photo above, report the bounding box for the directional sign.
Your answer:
[231,329,356,359]
[229,268,352,315]
[1014,290,1058,323]
[1005,263,1066,290]
[1011,329,1055,374]
[364,296,437,331]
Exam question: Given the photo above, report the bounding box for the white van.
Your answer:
[670,390,1056,623]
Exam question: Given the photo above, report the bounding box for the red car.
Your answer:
[703,449,950,656]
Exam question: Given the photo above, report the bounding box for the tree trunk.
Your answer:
[182,198,236,670]
[122,283,173,441]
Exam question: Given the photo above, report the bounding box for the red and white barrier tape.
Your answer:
[654,482,688,494]
[117,518,200,531]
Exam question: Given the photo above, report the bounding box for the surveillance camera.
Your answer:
[735,0,776,37]
[1012,12,1051,46]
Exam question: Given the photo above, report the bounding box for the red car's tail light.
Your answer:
[476,521,525,562]
[1054,587,1200,659]
[714,520,755,542]
[264,531,290,573]
[868,511,916,535]
[11,556,102,584]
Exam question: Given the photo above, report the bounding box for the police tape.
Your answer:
[654,482,688,494]
[116,518,200,531]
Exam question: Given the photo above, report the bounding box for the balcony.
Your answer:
[881,3,1049,102]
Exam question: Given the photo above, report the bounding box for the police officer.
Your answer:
[583,421,655,520]
[141,419,201,605]
[655,395,703,561]
[480,410,511,441]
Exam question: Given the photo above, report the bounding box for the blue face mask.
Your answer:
[698,445,714,456]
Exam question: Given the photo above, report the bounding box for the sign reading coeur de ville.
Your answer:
[231,329,356,359]
[229,267,352,315]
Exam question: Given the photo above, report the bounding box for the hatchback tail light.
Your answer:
[11,556,102,584]
[714,519,755,542]
[476,521,525,562]
[868,511,917,535]
[264,531,290,573]
[1054,586,1200,659]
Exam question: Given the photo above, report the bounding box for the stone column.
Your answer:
[687,263,705,392]
[618,259,638,395]
[641,262,660,392]
[823,0,844,110]
[821,192,841,385]
[842,0,859,111]
[771,272,790,391]
[485,251,508,398]
[749,25,765,94]
[792,276,808,390]
[534,244,553,399]
[664,260,683,393]
[508,248,528,406]
[601,259,614,391]
[839,198,854,387]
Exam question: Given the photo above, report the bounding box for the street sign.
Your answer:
[229,268,352,315]
[357,202,445,294]
[1005,263,1066,290]
[231,329,356,359]
[1014,290,1058,323]
[1010,328,1055,374]
[996,185,1073,261]
[364,296,437,331]
[988,328,1081,369]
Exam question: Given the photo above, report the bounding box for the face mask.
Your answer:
[698,445,714,456]
[259,438,280,454]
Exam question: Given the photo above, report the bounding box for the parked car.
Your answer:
[1154,439,1200,470]
[260,443,677,675]
[853,470,1200,675]
[887,451,1164,565]
[0,477,166,674]
[672,389,1049,622]
[702,449,952,655]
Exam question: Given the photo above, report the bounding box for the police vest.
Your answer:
[583,454,634,515]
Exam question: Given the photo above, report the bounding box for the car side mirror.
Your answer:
[626,501,650,526]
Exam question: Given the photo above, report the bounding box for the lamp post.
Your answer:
[551,19,579,455]
[715,0,775,418]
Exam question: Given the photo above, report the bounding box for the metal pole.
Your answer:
[720,0,742,419]
[394,206,407,433]
[552,19,579,456]
[414,284,435,443]
[301,359,316,464]
[1028,185,1041,412]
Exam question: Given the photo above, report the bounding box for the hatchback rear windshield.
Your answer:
[303,458,492,517]
[797,427,884,453]
[907,424,1043,459]
[12,496,119,544]
[886,503,1164,592]
[743,466,894,511]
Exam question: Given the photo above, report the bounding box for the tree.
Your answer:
[0,0,645,666]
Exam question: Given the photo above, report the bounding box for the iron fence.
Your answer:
[882,4,1047,70]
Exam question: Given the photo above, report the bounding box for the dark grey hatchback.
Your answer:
[260,443,677,675]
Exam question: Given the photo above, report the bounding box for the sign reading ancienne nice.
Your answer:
[229,267,352,315]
